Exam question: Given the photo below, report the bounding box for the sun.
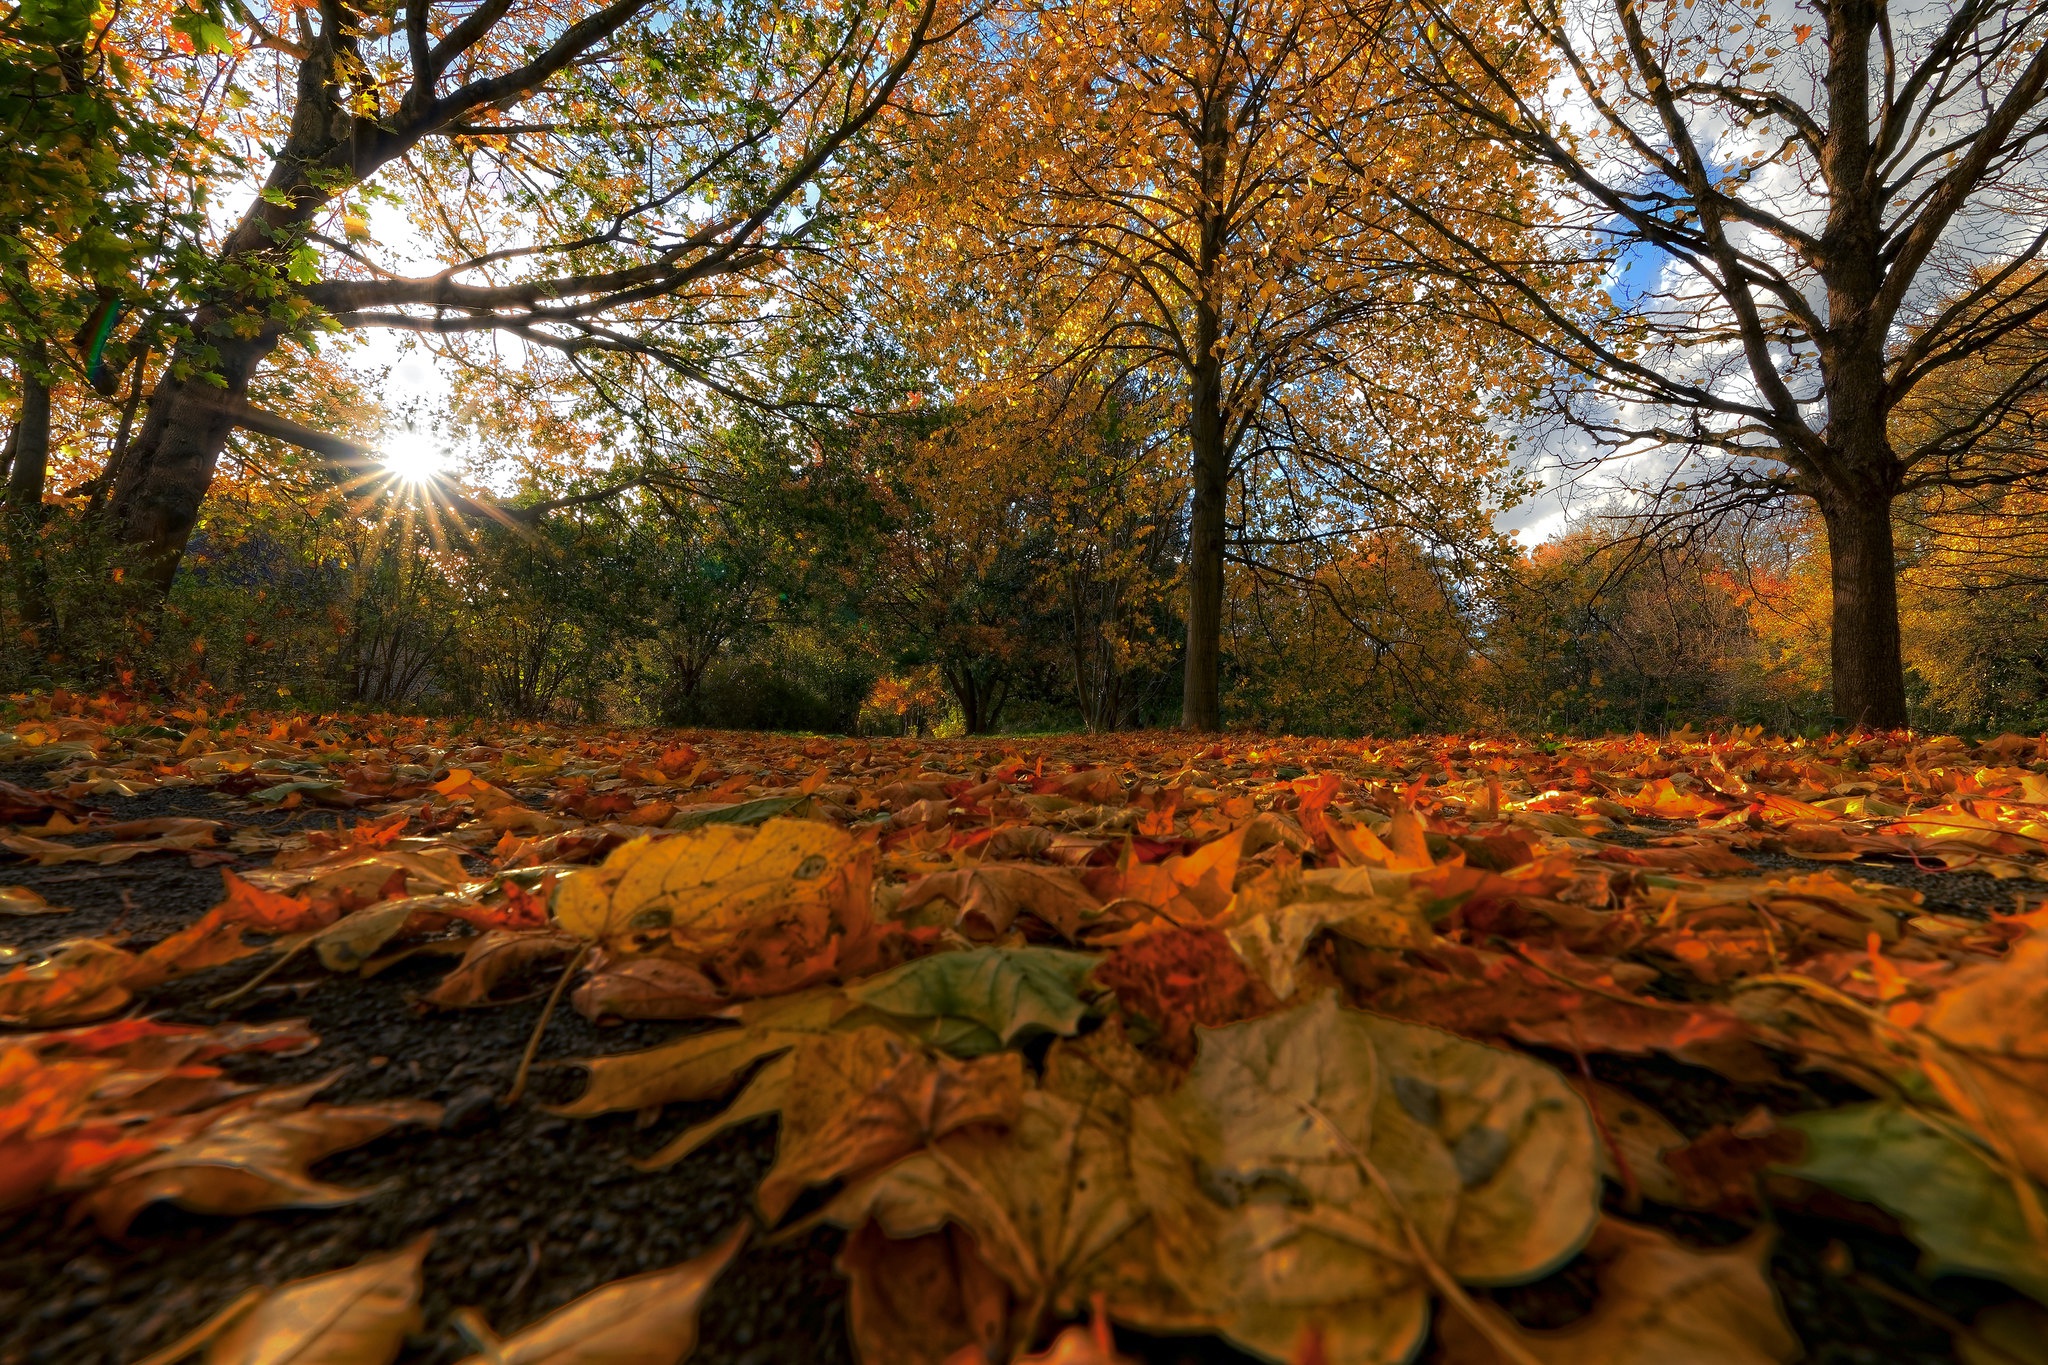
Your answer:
[381,444,446,485]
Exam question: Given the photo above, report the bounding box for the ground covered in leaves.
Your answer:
[6,694,2048,1365]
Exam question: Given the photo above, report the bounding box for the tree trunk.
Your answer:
[3,374,48,509]
[5,372,56,636]
[106,329,281,592]
[1818,483,1907,730]
[1182,304,1226,731]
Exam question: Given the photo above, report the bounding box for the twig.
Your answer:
[502,942,588,1106]
[206,937,312,1009]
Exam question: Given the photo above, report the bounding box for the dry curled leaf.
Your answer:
[1435,1218,1798,1365]
[80,1082,441,1235]
[134,1235,429,1365]
[453,1221,745,1365]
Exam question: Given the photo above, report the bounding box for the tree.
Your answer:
[2,0,215,631]
[892,0,1536,728]
[1391,0,2048,726]
[98,0,958,592]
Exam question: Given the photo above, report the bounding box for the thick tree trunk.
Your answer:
[3,373,49,509]
[1182,306,1226,732]
[5,372,56,636]
[1818,482,1907,730]
[106,330,281,592]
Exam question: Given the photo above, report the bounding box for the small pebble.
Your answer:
[442,1085,500,1133]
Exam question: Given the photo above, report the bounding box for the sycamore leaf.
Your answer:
[635,1052,798,1172]
[1569,1079,1690,1208]
[898,865,1105,940]
[1435,1218,1797,1364]
[1127,994,1599,1364]
[550,990,854,1117]
[850,946,1098,1046]
[1783,1101,2048,1302]
[825,1087,1146,1363]
[757,1027,1024,1221]
[79,1083,441,1235]
[453,1222,745,1365]
[667,794,807,829]
[160,1236,431,1365]
[552,819,870,952]
[1918,927,2048,1187]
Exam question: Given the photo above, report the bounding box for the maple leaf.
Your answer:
[756,1027,1025,1221]
[1126,995,1600,1363]
[898,864,1106,940]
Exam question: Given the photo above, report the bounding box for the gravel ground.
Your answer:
[0,768,2023,1365]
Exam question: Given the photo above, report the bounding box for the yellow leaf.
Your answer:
[552,819,870,950]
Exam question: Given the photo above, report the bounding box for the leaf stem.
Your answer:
[503,941,589,1107]
[1301,1101,1543,1365]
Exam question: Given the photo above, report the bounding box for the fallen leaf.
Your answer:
[1092,927,1276,1063]
[551,990,854,1116]
[1435,1218,1797,1364]
[453,1222,745,1364]
[79,1081,441,1235]
[1126,994,1600,1363]
[1959,1301,2048,1365]
[825,1085,1145,1362]
[0,831,217,865]
[150,1235,430,1365]
[850,946,1098,1048]
[427,930,581,1008]
[0,778,91,824]
[898,865,1105,940]
[1,886,69,915]
[0,939,136,1026]
[757,1027,1024,1221]
[550,820,876,998]
[1569,1079,1690,1207]
[570,956,728,1021]
[1783,1101,2048,1303]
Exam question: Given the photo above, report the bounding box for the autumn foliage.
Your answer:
[6,689,2048,1359]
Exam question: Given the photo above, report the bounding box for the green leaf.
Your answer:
[286,242,320,284]
[1783,1103,2048,1303]
[666,794,805,829]
[849,946,1098,1047]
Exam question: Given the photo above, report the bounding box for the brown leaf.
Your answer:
[79,1083,441,1234]
[136,1236,430,1365]
[757,1027,1025,1221]
[899,864,1105,940]
[570,956,729,1021]
[0,939,136,1026]
[1435,1218,1798,1365]
[453,1222,744,1365]
[425,930,580,1008]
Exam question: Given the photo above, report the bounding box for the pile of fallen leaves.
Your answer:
[9,690,2048,1363]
